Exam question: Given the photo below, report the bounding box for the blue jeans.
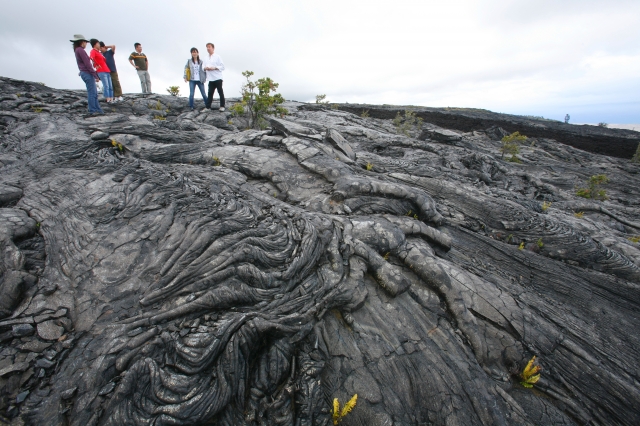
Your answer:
[80,72,104,113]
[189,80,207,108]
[98,72,114,98]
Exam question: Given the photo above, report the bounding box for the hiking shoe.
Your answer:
[117,97,123,101]
[219,107,225,112]
[201,108,208,112]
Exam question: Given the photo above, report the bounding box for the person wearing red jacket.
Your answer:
[89,38,114,103]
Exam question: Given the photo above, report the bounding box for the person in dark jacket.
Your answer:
[100,42,123,102]
[70,34,103,114]
[183,47,207,110]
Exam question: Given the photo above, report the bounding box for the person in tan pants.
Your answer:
[100,42,123,101]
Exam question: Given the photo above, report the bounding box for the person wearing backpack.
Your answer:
[184,47,207,110]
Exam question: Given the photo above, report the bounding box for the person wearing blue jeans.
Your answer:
[98,72,114,100]
[183,47,207,110]
[71,34,103,114]
[90,39,114,103]
[79,71,103,114]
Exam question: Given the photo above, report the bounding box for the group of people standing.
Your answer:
[71,34,225,115]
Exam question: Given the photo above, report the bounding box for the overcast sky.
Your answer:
[1,0,639,123]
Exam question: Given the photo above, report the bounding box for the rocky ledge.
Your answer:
[0,76,639,425]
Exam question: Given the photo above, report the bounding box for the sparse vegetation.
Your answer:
[361,110,370,118]
[598,122,608,128]
[315,94,329,104]
[330,103,340,110]
[576,174,609,201]
[153,115,166,121]
[230,71,287,129]
[366,162,373,171]
[520,356,541,388]
[632,143,640,163]
[628,236,640,243]
[500,131,527,162]
[166,86,180,97]
[383,252,390,260]
[111,140,124,152]
[333,394,357,425]
[518,242,525,250]
[393,110,423,137]
[149,100,164,111]
[31,106,43,113]
[406,210,419,219]
[212,156,221,166]
[541,201,551,212]
[574,211,585,218]
[536,238,544,248]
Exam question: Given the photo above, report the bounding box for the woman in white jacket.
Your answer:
[183,48,207,110]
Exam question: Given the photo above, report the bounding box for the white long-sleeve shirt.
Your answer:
[202,53,225,81]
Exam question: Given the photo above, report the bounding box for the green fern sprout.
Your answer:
[333,394,358,425]
[520,356,541,388]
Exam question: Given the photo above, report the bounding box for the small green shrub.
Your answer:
[541,201,551,211]
[631,143,640,163]
[576,174,609,200]
[518,242,525,250]
[574,211,584,218]
[212,156,221,166]
[361,109,370,118]
[366,162,373,171]
[598,122,608,128]
[153,115,166,121]
[232,71,287,129]
[628,236,640,243]
[536,238,544,248]
[166,86,180,97]
[500,131,527,161]
[393,110,423,137]
[315,94,329,104]
[31,106,43,113]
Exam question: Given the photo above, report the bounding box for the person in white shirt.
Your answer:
[202,42,225,112]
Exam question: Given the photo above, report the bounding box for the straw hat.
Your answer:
[69,34,88,42]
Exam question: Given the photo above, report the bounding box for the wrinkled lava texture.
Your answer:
[1,76,640,426]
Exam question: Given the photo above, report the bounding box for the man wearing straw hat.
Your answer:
[70,34,104,114]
